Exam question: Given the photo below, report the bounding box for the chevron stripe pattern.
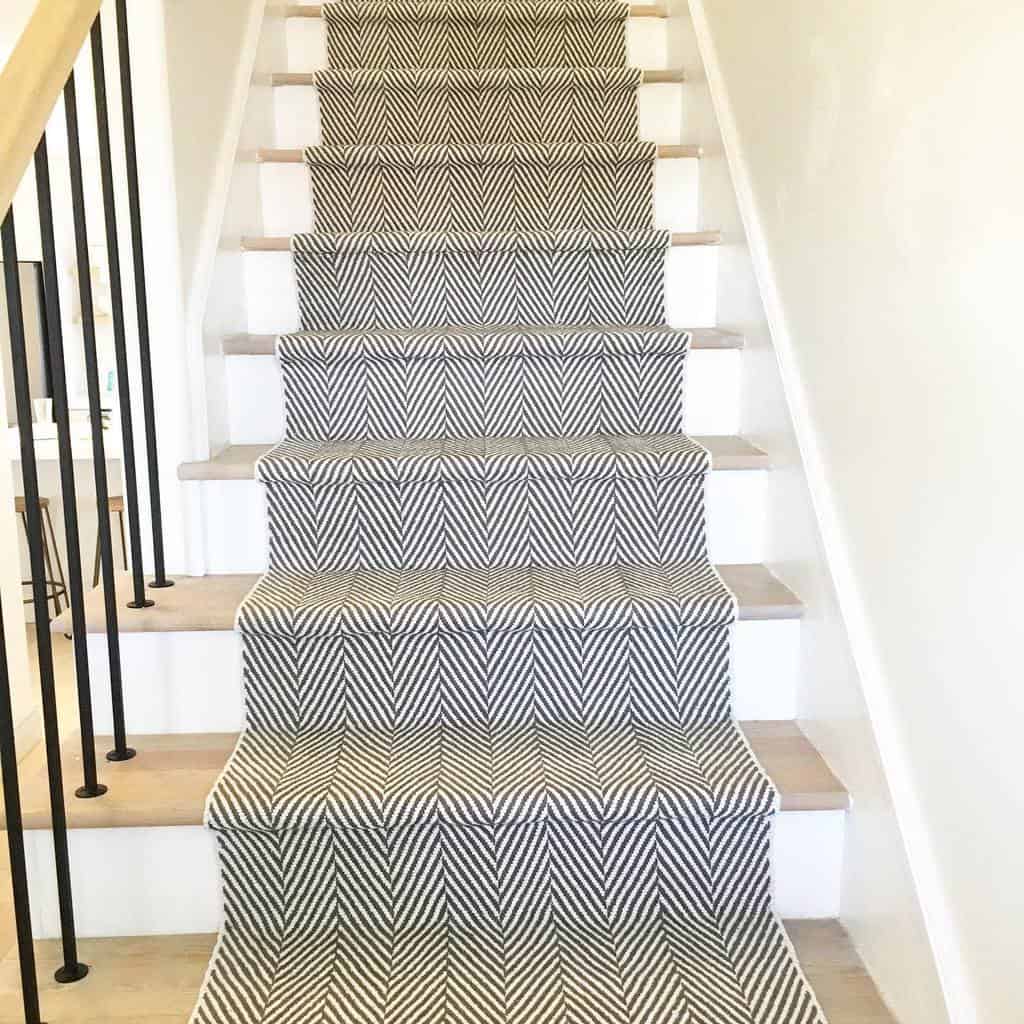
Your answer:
[315,67,643,144]
[276,325,692,439]
[323,0,628,69]
[192,1,827,1021]
[293,228,669,330]
[307,143,656,233]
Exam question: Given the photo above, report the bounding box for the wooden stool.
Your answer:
[15,496,68,620]
[93,495,129,587]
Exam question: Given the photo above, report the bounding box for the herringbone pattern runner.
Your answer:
[192,2,826,1021]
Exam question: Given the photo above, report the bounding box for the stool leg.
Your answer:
[19,511,32,604]
[39,514,58,621]
[43,505,67,618]
[117,510,128,573]
[92,520,101,589]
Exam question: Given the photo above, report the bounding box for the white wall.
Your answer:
[163,0,263,310]
[161,0,273,573]
[686,2,1024,1021]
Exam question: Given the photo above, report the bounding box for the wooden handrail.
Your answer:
[0,0,101,217]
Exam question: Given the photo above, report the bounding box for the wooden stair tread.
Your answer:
[279,2,672,17]
[0,921,894,1024]
[267,69,686,86]
[3,721,846,832]
[49,562,803,635]
[256,144,702,162]
[178,436,769,481]
[241,229,720,249]
[222,326,744,355]
[50,573,256,634]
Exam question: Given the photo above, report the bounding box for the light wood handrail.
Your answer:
[0,0,102,218]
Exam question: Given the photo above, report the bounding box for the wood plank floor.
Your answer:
[0,922,896,1023]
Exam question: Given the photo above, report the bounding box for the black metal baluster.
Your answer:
[2,211,89,985]
[64,73,136,765]
[0,579,42,1024]
[33,136,107,801]
[89,16,152,612]
[113,0,172,591]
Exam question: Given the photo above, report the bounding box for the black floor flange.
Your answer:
[54,962,89,984]
[75,783,108,799]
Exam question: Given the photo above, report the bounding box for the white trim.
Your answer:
[684,2,970,1020]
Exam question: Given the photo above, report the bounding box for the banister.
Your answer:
[0,0,101,217]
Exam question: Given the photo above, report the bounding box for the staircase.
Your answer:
[11,2,897,1021]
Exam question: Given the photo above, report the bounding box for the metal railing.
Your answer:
[0,1,173,1018]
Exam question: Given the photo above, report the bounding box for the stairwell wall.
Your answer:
[161,0,273,573]
[681,1,1024,1021]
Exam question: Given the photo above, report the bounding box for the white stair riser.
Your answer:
[284,15,669,75]
[86,619,798,737]
[273,83,686,150]
[225,348,740,443]
[259,159,700,237]
[25,809,842,938]
[189,470,765,573]
[243,247,719,335]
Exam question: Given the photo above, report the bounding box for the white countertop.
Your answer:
[6,424,122,464]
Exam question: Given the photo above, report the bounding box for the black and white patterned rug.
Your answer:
[192,3,826,1021]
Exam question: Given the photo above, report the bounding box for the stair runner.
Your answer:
[193,3,825,1022]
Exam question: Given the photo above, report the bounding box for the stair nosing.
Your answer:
[264,69,686,86]
[240,229,721,250]
[0,921,893,1024]
[255,143,703,163]
[49,563,803,636]
[5,720,846,832]
[278,3,672,19]
[222,327,744,355]
[178,437,769,481]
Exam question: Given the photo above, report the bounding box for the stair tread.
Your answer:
[180,435,768,481]
[304,141,663,165]
[3,721,846,833]
[243,228,720,250]
[269,68,686,86]
[0,921,895,1024]
[209,719,831,834]
[50,563,802,635]
[258,143,702,162]
[283,3,672,19]
[224,325,744,355]
[240,561,735,636]
[278,322,694,359]
[251,433,746,486]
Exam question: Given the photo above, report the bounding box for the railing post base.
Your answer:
[148,579,174,589]
[126,598,155,609]
[74,783,107,799]
[54,962,89,984]
[105,747,137,763]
